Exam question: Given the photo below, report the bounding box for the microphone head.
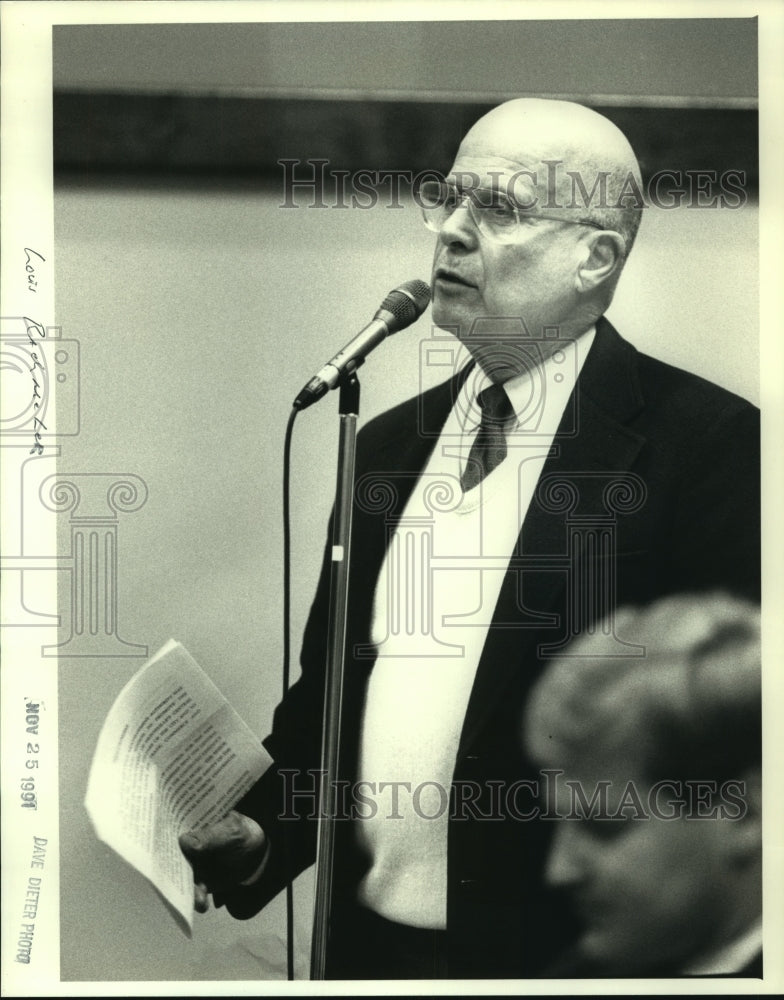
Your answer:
[376,279,431,332]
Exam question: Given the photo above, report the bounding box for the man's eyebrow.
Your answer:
[446,180,515,197]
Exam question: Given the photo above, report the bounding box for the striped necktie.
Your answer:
[461,382,514,492]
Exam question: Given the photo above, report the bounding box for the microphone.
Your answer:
[292,279,431,410]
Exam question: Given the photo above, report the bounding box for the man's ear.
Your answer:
[575,231,626,294]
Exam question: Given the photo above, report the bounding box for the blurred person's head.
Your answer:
[525,593,761,976]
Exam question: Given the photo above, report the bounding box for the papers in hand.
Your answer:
[84,639,271,933]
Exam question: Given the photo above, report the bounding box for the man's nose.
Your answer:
[545,823,588,888]
[438,197,479,249]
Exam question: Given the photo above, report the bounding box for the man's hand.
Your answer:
[179,810,268,913]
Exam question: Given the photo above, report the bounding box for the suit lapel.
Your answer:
[347,368,470,659]
[457,318,648,756]
[362,364,473,526]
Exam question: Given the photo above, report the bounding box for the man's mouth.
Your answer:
[570,892,609,926]
[434,268,475,288]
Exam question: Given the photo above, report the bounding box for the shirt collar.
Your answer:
[457,326,596,434]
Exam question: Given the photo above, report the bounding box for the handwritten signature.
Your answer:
[24,248,45,294]
[23,317,47,455]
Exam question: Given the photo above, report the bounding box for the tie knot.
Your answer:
[477,383,513,427]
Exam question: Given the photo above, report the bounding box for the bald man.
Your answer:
[180,100,760,979]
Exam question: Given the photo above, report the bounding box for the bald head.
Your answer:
[457,99,644,257]
[430,98,645,349]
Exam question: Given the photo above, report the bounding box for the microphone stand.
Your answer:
[309,368,361,980]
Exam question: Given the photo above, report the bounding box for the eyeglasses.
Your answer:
[417,180,607,245]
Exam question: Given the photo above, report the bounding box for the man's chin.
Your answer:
[431,303,471,336]
[577,928,676,977]
[577,927,634,972]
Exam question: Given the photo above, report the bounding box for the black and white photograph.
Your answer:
[1,1,782,994]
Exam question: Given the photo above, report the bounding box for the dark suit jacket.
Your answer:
[235,317,760,977]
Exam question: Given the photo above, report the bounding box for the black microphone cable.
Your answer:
[282,405,297,982]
